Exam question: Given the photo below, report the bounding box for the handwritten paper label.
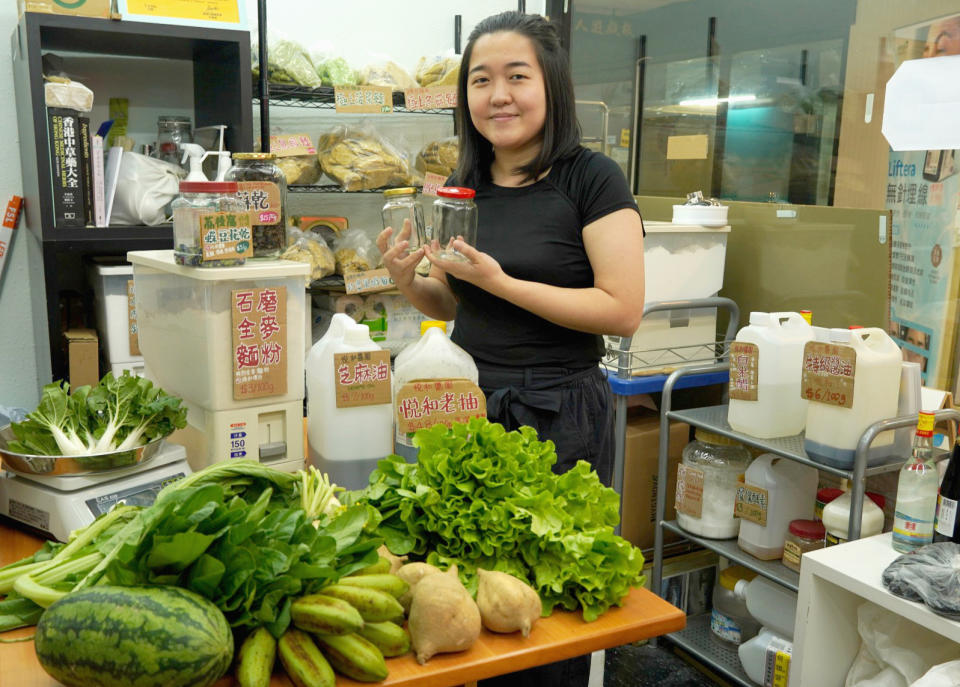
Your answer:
[403,86,457,111]
[345,268,395,294]
[395,380,486,435]
[334,85,393,114]
[729,341,759,401]
[422,172,447,197]
[236,181,282,225]
[199,211,253,262]
[734,483,769,526]
[231,287,287,400]
[675,463,705,519]
[268,133,316,157]
[127,280,140,357]
[801,341,856,409]
[334,350,392,408]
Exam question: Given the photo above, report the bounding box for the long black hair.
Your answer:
[453,12,582,187]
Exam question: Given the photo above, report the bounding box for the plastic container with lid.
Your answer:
[782,519,826,571]
[172,181,247,267]
[675,430,753,539]
[226,152,288,259]
[727,311,815,439]
[814,487,844,521]
[431,186,477,262]
[306,312,355,429]
[710,565,760,646]
[382,187,426,254]
[738,628,793,685]
[87,259,143,366]
[733,574,798,640]
[822,490,886,546]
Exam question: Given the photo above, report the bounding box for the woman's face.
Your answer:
[466,31,547,155]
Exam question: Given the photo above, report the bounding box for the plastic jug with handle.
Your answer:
[727,312,814,438]
[804,327,902,469]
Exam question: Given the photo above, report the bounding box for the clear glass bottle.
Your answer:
[226,153,288,258]
[892,411,939,552]
[382,187,426,254]
[156,115,193,168]
[172,181,247,267]
[676,430,753,539]
[431,186,477,262]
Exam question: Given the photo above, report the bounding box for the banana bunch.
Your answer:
[235,557,411,687]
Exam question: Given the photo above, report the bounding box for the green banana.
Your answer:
[278,628,336,687]
[314,632,389,682]
[321,584,405,623]
[357,620,411,657]
[337,573,410,599]
[350,556,391,575]
[236,626,277,687]
[291,594,364,635]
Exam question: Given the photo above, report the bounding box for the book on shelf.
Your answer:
[47,107,86,228]
[78,116,93,227]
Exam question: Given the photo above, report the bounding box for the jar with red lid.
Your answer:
[815,487,844,521]
[782,519,826,572]
[173,181,248,267]
[431,186,477,262]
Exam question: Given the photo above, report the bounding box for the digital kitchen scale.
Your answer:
[0,442,190,542]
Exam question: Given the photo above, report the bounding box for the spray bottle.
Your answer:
[180,143,208,182]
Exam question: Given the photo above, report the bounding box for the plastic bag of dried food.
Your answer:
[317,125,414,191]
[415,53,460,87]
[416,137,459,178]
[276,156,321,185]
[261,38,322,88]
[312,49,359,87]
[360,59,417,91]
[282,228,336,284]
[332,228,381,275]
[881,542,960,618]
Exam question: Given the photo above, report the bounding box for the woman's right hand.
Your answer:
[376,219,425,290]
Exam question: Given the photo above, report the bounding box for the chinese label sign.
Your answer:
[729,342,759,401]
[334,85,393,114]
[127,280,141,357]
[763,637,792,687]
[334,350,392,408]
[268,133,316,157]
[403,86,457,111]
[200,211,253,262]
[734,482,769,526]
[395,380,486,435]
[236,182,281,225]
[572,14,635,38]
[344,268,395,295]
[231,286,288,400]
[0,196,20,286]
[675,463,705,519]
[422,172,447,197]
[801,341,856,409]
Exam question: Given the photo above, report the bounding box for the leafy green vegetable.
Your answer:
[8,373,187,457]
[347,418,645,622]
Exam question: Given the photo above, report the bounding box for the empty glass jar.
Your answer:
[156,115,193,168]
[431,186,477,262]
[381,187,425,254]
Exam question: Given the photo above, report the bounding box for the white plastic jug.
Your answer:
[804,327,902,469]
[738,627,793,685]
[734,575,798,639]
[307,323,393,490]
[306,312,355,412]
[727,312,814,438]
[737,453,818,560]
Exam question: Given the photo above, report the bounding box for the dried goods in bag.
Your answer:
[415,54,460,87]
[416,137,459,178]
[332,228,381,275]
[317,125,414,192]
[360,59,417,91]
[280,228,335,284]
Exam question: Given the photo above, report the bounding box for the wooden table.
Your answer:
[1,521,685,687]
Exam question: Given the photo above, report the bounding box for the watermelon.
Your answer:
[34,585,233,687]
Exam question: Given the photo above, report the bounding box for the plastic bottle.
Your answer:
[733,575,798,640]
[737,453,818,560]
[307,323,393,490]
[892,411,939,552]
[180,143,208,181]
[710,565,760,646]
[727,312,814,438]
[738,627,793,685]
[305,312,355,424]
[821,490,886,546]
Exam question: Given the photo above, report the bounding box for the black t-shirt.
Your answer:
[446,148,641,368]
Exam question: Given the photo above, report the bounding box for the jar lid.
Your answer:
[421,320,447,336]
[180,181,239,194]
[384,187,418,197]
[718,565,756,591]
[816,487,844,504]
[789,519,826,539]
[437,186,476,199]
[693,429,742,447]
[158,115,191,123]
[233,152,276,161]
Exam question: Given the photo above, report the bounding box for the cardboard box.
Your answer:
[19,0,111,17]
[621,413,690,551]
[64,328,99,389]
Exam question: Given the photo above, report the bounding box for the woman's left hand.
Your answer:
[425,238,507,291]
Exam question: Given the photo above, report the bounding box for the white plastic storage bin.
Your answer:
[127,250,309,411]
[88,260,143,365]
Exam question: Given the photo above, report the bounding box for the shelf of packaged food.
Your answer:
[661,520,800,592]
[662,613,755,687]
[253,84,453,114]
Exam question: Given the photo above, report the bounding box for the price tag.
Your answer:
[334,85,393,114]
[403,86,457,111]
[344,268,395,294]
[675,463,705,519]
[199,211,253,262]
[236,182,282,225]
[734,482,769,526]
[127,280,140,357]
[267,133,316,157]
[231,287,288,400]
[334,350,392,408]
[619,128,630,147]
[395,380,486,435]
[422,172,447,197]
[729,341,759,401]
[801,341,856,408]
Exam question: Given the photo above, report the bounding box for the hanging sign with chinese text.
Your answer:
[127,280,141,357]
[334,85,393,114]
[344,268,395,294]
[334,350,392,408]
[200,211,253,262]
[231,286,287,400]
[395,380,486,435]
[268,134,316,157]
[801,341,856,409]
[403,86,457,111]
[728,342,759,401]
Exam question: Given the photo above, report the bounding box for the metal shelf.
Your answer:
[605,368,728,397]
[289,185,409,194]
[661,520,800,592]
[662,613,756,687]
[254,84,453,114]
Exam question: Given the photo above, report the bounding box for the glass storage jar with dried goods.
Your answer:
[172,181,248,267]
[225,152,288,258]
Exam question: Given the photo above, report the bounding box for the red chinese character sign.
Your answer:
[231,286,288,400]
[403,86,457,111]
[394,379,487,435]
[801,341,856,409]
[728,342,759,401]
[334,350,392,408]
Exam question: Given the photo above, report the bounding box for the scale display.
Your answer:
[84,471,187,517]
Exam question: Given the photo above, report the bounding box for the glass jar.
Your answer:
[431,186,477,262]
[676,430,753,539]
[782,519,826,572]
[382,187,425,254]
[225,153,288,258]
[173,181,247,267]
[156,115,193,167]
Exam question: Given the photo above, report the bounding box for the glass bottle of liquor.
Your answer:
[934,438,960,543]
[892,411,938,553]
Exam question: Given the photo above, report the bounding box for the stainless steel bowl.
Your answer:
[0,425,167,477]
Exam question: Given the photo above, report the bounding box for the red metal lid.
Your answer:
[437,186,476,199]
[816,487,844,503]
[866,492,886,509]
[180,181,239,194]
[789,519,826,539]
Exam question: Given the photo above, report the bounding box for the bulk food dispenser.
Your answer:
[127,250,309,472]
